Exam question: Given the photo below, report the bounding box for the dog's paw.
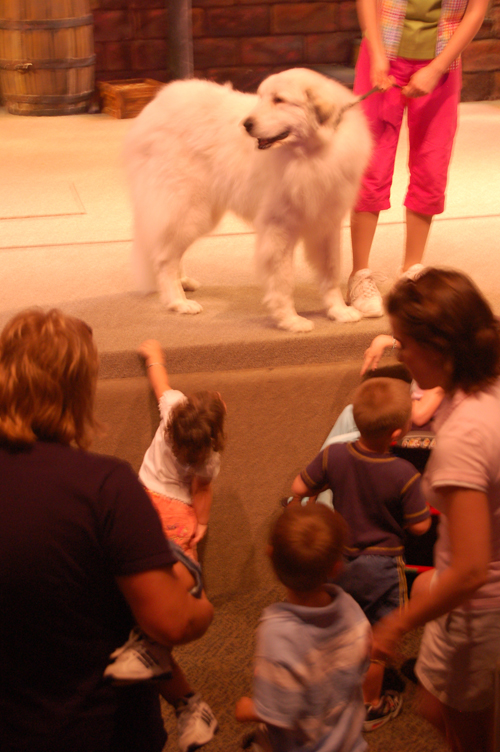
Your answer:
[277,315,314,333]
[327,305,362,323]
[180,276,201,292]
[166,299,203,315]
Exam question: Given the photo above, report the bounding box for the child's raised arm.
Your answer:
[138,339,171,400]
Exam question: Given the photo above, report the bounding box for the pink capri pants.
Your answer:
[354,39,462,216]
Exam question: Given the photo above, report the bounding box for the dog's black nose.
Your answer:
[243,118,254,134]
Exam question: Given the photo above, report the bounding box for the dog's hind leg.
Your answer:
[304,229,362,323]
[255,223,313,333]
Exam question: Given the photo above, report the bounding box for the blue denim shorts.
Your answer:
[334,554,407,625]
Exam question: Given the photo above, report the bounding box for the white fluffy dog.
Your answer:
[124,68,372,332]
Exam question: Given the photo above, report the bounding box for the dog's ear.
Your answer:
[306,87,336,125]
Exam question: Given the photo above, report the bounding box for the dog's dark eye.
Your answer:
[273,96,285,105]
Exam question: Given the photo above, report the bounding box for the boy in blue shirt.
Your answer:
[235,504,371,752]
[291,377,431,730]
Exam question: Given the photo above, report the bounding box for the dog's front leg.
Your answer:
[155,250,203,315]
[255,223,313,333]
[304,231,362,323]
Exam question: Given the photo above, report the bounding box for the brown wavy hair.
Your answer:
[387,268,500,394]
[167,390,226,468]
[270,504,347,592]
[0,308,99,448]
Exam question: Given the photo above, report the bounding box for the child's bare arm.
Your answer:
[191,477,213,544]
[407,517,432,536]
[411,387,444,427]
[138,340,171,400]
[291,473,314,502]
[235,696,262,723]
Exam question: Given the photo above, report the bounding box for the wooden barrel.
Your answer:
[0,0,95,116]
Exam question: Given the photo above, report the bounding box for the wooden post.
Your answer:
[168,0,194,79]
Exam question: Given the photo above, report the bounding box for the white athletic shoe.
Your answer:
[347,269,384,317]
[104,627,173,683]
[399,263,426,281]
[177,694,218,752]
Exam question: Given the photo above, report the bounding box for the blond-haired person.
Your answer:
[0,308,213,752]
[291,377,431,730]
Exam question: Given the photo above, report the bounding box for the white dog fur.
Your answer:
[124,68,372,332]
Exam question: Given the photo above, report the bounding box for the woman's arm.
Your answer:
[403,0,490,96]
[411,387,444,426]
[374,487,490,656]
[138,340,171,401]
[117,566,214,646]
[356,0,394,90]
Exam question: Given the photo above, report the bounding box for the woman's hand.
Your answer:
[361,334,395,375]
[372,609,408,664]
[370,50,396,91]
[402,62,443,97]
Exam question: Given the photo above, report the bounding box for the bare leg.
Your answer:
[363,661,384,705]
[157,657,193,705]
[350,211,380,274]
[403,209,433,271]
[418,685,493,752]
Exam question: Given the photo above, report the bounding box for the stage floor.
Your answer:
[2,100,500,376]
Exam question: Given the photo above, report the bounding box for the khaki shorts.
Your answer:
[416,607,500,711]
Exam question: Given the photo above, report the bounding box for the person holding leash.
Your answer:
[347,0,489,317]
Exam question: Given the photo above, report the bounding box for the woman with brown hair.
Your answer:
[0,308,213,752]
[374,268,500,752]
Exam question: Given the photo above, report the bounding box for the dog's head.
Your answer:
[242,68,352,149]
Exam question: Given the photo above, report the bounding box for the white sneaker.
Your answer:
[399,263,426,281]
[104,627,173,683]
[347,269,384,317]
[177,694,218,752]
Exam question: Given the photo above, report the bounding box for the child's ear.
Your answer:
[391,427,403,442]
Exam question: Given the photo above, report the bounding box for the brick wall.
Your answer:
[91,0,500,99]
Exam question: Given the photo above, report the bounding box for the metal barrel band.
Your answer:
[0,15,93,31]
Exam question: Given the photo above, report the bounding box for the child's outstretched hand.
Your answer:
[138,339,165,364]
[360,334,395,375]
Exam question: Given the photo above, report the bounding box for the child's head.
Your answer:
[269,504,347,592]
[352,377,411,442]
[167,390,226,468]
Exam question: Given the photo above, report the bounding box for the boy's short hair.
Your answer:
[270,504,347,592]
[352,377,411,440]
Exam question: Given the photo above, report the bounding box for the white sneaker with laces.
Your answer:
[347,269,384,317]
[104,627,173,683]
[399,263,426,281]
[177,694,218,752]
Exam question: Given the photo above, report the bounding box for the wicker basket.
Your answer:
[98,79,164,118]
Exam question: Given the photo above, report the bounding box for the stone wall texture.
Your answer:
[1,0,497,101]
